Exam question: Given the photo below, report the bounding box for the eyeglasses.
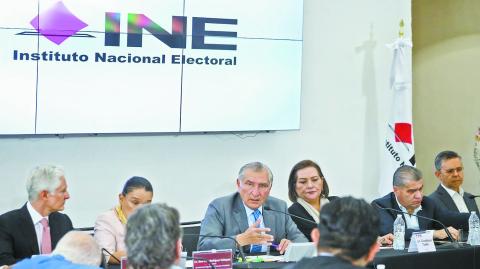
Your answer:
[442,167,463,175]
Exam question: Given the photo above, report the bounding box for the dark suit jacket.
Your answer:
[371,192,469,240]
[0,203,73,265]
[428,184,479,213]
[288,196,338,241]
[284,255,364,269]
[197,192,307,252]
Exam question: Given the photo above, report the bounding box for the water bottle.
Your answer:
[467,211,480,245]
[393,214,405,250]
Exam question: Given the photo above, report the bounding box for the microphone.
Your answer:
[373,203,459,247]
[466,194,480,199]
[187,256,216,269]
[101,248,121,268]
[182,234,246,262]
[263,206,317,225]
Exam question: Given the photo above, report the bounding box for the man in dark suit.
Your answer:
[198,162,307,254]
[372,165,469,241]
[285,197,380,269]
[429,150,479,213]
[0,165,73,266]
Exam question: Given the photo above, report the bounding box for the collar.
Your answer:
[242,203,263,216]
[27,201,47,224]
[394,194,422,214]
[441,183,464,197]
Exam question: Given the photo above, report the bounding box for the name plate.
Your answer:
[193,249,233,269]
[408,230,436,253]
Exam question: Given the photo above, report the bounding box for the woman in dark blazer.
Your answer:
[287,160,337,241]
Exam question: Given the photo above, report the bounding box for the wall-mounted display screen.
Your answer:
[0,0,303,134]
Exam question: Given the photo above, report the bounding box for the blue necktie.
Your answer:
[251,209,263,253]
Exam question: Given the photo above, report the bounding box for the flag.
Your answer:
[379,37,416,196]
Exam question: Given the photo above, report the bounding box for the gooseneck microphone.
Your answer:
[182,234,246,262]
[101,248,121,269]
[467,194,480,199]
[373,203,459,247]
[263,206,318,225]
[187,256,216,269]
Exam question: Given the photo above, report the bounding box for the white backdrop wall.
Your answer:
[0,0,411,227]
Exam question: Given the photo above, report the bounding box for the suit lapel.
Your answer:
[436,185,459,211]
[49,213,60,248]
[262,199,276,238]
[464,193,479,212]
[232,194,249,233]
[416,206,430,229]
[19,204,39,254]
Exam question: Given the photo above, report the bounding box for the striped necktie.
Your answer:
[251,209,263,253]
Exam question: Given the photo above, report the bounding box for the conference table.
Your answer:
[107,244,480,269]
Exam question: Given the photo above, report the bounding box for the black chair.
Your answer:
[73,226,95,236]
[181,221,201,256]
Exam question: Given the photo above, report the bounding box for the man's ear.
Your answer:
[311,228,320,245]
[434,170,442,179]
[175,239,182,260]
[366,242,380,262]
[39,190,49,200]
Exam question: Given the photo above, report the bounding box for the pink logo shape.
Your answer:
[30,1,88,45]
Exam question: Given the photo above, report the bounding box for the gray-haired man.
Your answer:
[198,162,307,254]
[13,231,102,269]
[125,203,182,269]
[0,165,73,266]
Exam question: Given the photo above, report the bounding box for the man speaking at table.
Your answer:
[372,165,469,241]
[198,162,307,254]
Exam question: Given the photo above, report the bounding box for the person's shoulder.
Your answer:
[50,210,72,221]
[428,185,444,197]
[266,195,287,208]
[372,192,393,205]
[0,204,26,222]
[94,208,119,227]
[95,208,116,220]
[208,193,238,207]
[288,201,304,214]
[16,255,101,269]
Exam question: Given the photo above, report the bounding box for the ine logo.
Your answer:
[27,1,237,50]
[30,1,88,45]
[105,13,237,50]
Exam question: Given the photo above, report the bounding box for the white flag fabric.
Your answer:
[379,37,415,196]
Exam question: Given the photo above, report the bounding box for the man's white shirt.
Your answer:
[441,184,469,213]
[26,202,48,251]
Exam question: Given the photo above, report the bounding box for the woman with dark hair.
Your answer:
[94,176,153,264]
[287,160,336,241]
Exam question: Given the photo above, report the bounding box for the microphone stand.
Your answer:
[374,203,460,248]
[101,248,121,269]
[263,206,318,225]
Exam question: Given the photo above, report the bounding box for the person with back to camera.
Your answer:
[94,176,153,264]
[284,196,381,269]
[125,203,183,269]
[13,231,102,269]
[287,160,338,241]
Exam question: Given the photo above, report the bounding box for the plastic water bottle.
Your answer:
[467,211,480,245]
[393,214,405,250]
